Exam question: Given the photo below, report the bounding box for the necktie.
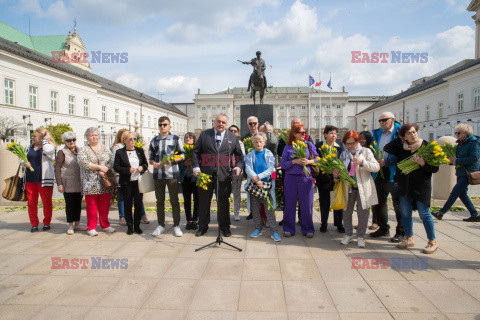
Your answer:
[216,133,222,149]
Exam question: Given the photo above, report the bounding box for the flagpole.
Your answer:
[318,72,321,143]
[329,72,332,128]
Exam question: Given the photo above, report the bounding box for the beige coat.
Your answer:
[340,147,379,210]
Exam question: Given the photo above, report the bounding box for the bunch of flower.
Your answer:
[196,172,212,190]
[369,141,385,179]
[291,140,309,177]
[278,129,290,143]
[397,141,450,175]
[314,154,357,187]
[183,143,194,160]
[160,151,183,166]
[318,143,337,158]
[6,142,33,171]
[135,141,143,149]
[243,137,254,153]
[442,141,457,159]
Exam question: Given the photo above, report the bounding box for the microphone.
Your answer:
[215,132,222,148]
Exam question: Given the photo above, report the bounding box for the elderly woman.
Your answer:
[384,124,439,253]
[55,131,86,235]
[281,123,318,238]
[245,133,280,241]
[23,128,56,232]
[334,130,379,248]
[78,127,115,236]
[114,131,148,234]
[432,123,480,222]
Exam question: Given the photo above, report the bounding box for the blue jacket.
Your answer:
[372,121,402,182]
[245,148,276,209]
[455,135,480,177]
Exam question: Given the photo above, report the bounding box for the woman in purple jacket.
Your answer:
[281,123,319,238]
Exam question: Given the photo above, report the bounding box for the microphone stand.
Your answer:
[195,133,242,252]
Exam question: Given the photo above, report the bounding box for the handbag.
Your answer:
[138,170,155,193]
[3,164,27,201]
[245,180,272,200]
[307,144,320,178]
[89,146,117,189]
[466,168,480,185]
[330,180,347,210]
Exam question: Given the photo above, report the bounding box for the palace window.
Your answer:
[4,79,14,105]
[29,86,38,109]
[68,95,75,114]
[50,91,58,112]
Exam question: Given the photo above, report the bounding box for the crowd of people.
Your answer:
[21,112,480,254]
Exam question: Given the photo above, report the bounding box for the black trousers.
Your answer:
[122,181,143,228]
[182,178,199,222]
[318,188,343,227]
[64,192,83,223]
[372,175,403,234]
[198,174,232,231]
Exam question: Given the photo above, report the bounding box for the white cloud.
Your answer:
[113,73,144,90]
[254,0,331,46]
[153,75,200,102]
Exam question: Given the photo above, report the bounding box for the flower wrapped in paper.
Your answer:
[397,141,449,175]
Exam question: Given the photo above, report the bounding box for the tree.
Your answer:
[0,116,22,142]
[46,123,73,145]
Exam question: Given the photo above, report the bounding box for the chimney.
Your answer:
[197,88,200,94]
[342,86,345,92]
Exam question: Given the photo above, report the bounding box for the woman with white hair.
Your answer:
[55,131,86,234]
[432,123,480,222]
[77,127,115,236]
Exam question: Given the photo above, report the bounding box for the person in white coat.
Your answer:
[333,130,379,248]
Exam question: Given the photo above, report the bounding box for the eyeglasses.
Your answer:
[248,122,258,126]
[229,130,238,133]
[127,138,135,141]
[159,123,169,127]
[216,120,227,125]
[454,131,462,135]
[65,139,76,143]
[378,118,392,123]
[346,142,356,146]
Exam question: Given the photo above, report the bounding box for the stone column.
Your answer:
[474,13,480,59]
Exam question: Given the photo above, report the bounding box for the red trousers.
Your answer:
[25,182,53,226]
[85,193,111,231]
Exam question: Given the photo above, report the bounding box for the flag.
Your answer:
[315,81,321,87]
[327,76,332,89]
[309,75,315,86]
[270,65,272,68]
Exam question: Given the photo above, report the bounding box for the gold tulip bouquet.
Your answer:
[278,129,290,143]
[243,137,254,153]
[160,151,183,166]
[183,144,194,160]
[442,141,457,159]
[196,172,212,190]
[314,153,357,187]
[369,141,385,179]
[291,140,309,177]
[7,142,34,171]
[397,141,449,175]
[135,141,143,148]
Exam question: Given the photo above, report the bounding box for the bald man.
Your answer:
[370,112,404,243]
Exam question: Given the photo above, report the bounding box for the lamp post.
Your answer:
[429,122,442,139]
[466,118,480,135]
[23,115,33,144]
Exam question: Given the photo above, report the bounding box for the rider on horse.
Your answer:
[242,51,268,92]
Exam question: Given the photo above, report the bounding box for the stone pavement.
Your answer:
[0,204,479,320]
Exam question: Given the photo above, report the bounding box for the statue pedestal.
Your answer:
[432,136,458,200]
[239,104,273,138]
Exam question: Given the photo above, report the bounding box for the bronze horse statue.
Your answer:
[238,51,267,105]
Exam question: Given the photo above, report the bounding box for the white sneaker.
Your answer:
[357,237,366,248]
[66,226,74,235]
[103,226,115,233]
[341,235,353,245]
[234,214,240,221]
[152,225,165,236]
[87,229,98,237]
[173,226,183,237]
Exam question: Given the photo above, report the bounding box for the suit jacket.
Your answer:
[192,128,244,181]
[113,147,148,186]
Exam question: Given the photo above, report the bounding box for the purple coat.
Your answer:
[281,141,319,176]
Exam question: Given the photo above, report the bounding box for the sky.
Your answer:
[0,0,476,103]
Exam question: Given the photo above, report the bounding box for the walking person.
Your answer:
[55,131,86,235]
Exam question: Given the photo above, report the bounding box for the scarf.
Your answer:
[403,139,423,153]
[345,145,362,177]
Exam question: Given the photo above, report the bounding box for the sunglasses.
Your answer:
[127,138,135,141]
[248,122,258,126]
[296,131,306,135]
[65,139,76,143]
[454,131,462,135]
[159,123,169,127]
[378,118,392,123]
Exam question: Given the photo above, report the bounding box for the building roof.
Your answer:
[215,86,330,94]
[0,35,187,117]
[357,59,480,115]
[0,21,67,56]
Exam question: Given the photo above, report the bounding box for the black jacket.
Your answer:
[314,141,345,190]
[113,147,148,186]
[384,138,439,207]
[192,128,244,181]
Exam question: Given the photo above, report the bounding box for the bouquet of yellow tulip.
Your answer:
[278,129,290,143]
[442,141,457,159]
[318,143,337,158]
[196,172,212,190]
[314,153,357,187]
[243,137,254,153]
[183,143,194,160]
[6,142,34,171]
[369,141,385,179]
[291,140,309,177]
[397,141,449,175]
[160,152,183,166]
[135,141,143,148]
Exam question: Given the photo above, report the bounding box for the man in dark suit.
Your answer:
[192,113,243,237]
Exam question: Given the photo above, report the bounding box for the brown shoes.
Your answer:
[397,236,415,249]
[422,240,438,254]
